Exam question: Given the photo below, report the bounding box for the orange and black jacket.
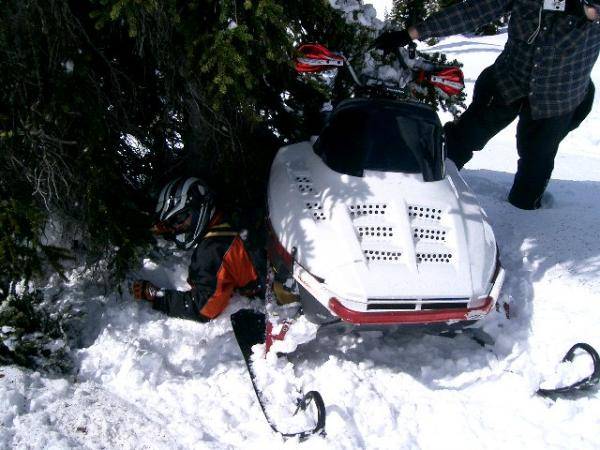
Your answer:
[152,223,260,322]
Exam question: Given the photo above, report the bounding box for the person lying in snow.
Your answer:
[131,177,261,322]
[373,0,598,210]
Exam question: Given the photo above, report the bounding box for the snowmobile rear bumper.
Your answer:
[328,296,495,325]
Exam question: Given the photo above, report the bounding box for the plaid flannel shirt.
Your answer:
[417,0,600,119]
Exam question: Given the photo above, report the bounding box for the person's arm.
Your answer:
[152,286,213,322]
[131,278,212,322]
[415,0,513,40]
[153,235,258,321]
[151,240,224,322]
[195,236,258,319]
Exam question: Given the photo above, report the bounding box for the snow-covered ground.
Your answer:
[2,31,600,450]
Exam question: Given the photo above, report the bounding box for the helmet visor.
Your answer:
[152,209,193,236]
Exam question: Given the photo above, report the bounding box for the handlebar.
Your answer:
[295,42,464,99]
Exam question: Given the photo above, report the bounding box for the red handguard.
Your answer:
[414,66,464,97]
[295,43,344,73]
[428,67,465,97]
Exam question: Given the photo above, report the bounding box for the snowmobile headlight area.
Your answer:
[325,254,505,326]
[470,258,506,310]
[329,296,497,326]
[470,295,493,310]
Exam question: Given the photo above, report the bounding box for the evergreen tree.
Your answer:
[390,0,439,28]
[0,0,372,368]
[391,0,507,35]
[0,0,370,290]
[438,0,461,8]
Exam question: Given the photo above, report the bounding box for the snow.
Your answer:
[122,133,150,157]
[2,31,600,449]
[268,315,320,355]
[331,0,384,29]
[365,0,393,19]
[62,59,74,74]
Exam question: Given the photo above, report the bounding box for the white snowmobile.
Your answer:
[231,43,599,440]
[264,43,505,353]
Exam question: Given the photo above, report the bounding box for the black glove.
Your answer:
[372,29,412,53]
[131,280,160,301]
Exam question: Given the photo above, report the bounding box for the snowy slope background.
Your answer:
[2,5,600,450]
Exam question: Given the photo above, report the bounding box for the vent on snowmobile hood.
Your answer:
[314,99,445,181]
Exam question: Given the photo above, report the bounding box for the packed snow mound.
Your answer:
[2,32,600,449]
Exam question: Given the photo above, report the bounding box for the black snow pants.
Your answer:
[444,65,595,209]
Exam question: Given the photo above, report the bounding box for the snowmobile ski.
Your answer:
[438,327,495,347]
[230,309,326,440]
[537,342,600,398]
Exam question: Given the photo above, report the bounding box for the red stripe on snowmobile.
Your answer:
[328,297,494,325]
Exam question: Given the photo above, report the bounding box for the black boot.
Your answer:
[507,184,544,210]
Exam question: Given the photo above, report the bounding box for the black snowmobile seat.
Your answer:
[314,98,445,181]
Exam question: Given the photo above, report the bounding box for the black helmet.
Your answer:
[154,177,215,249]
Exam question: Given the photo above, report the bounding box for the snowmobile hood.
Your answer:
[268,142,498,303]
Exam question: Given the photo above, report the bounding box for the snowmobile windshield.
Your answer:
[314,99,445,181]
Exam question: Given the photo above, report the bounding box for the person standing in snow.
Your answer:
[131,177,261,322]
[373,0,599,209]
